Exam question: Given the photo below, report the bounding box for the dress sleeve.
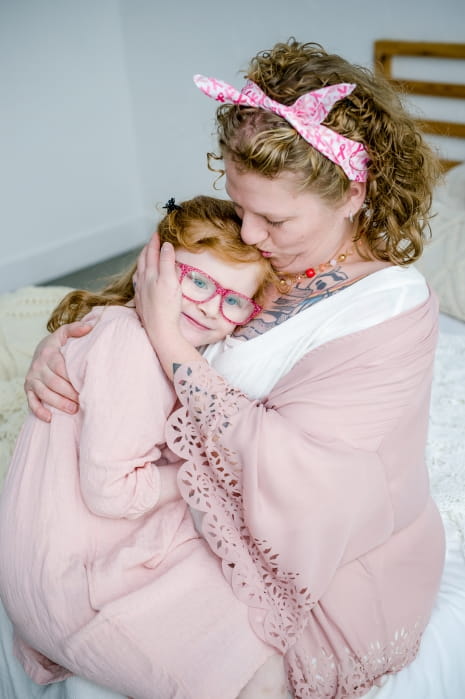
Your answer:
[64,310,177,519]
[165,315,436,652]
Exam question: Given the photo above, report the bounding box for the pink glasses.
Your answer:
[176,262,262,325]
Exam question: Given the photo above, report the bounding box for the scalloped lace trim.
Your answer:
[286,623,423,698]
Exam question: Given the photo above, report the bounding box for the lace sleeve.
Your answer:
[166,362,319,652]
[164,317,437,655]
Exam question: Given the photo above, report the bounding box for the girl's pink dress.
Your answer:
[0,305,273,699]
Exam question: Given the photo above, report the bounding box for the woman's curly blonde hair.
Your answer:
[47,196,275,332]
[210,38,442,265]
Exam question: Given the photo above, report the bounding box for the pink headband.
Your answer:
[193,74,369,182]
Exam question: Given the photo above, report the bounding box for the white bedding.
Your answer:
[416,161,465,324]
[439,311,465,335]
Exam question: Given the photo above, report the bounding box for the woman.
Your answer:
[13,39,444,698]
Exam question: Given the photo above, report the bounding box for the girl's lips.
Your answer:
[181,312,210,330]
[259,250,273,258]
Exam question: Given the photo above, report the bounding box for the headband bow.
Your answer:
[193,74,369,182]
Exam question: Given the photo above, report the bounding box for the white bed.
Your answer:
[1,40,465,699]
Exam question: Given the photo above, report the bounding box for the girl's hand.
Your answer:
[24,321,92,421]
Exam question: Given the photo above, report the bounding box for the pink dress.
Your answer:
[0,305,273,699]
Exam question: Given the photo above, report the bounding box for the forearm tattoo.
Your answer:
[234,268,357,341]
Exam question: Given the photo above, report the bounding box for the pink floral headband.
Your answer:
[193,74,369,182]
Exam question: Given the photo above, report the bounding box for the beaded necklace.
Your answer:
[277,247,354,293]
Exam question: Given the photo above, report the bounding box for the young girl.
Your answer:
[0,195,277,697]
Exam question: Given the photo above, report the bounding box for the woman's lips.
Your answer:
[259,250,272,258]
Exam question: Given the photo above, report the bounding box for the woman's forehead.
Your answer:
[224,160,305,214]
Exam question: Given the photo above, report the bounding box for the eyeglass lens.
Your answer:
[181,269,255,324]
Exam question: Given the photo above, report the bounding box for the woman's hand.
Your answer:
[133,232,182,340]
[24,321,93,422]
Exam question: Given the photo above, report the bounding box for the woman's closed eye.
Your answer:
[264,217,285,227]
[231,202,284,227]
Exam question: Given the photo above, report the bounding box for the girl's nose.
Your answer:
[198,294,222,318]
[239,212,268,247]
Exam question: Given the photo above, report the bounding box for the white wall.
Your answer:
[1,0,465,292]
[121,0,465,210]
[0,0,146,291]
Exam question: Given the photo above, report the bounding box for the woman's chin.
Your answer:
[270,253,301,274]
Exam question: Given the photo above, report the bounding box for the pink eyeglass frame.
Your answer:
[176,262,262,325]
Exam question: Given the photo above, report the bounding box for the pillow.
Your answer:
[0,285,73,380]
[415,162,465,322]
[433,161,465,211]
[0,285,72,488]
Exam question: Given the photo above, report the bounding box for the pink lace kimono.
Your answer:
[166,290,445,697]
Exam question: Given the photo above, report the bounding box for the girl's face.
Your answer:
[175,247,263,347]
[224,158,364,276]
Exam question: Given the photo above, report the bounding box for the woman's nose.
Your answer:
[239,212,268,247]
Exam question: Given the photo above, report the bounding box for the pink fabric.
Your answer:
[193,74,370,181]
[0,295,445,698]
[0,306,273,698]
[167,292,445,698]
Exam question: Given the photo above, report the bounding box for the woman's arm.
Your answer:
[24,321,93,421]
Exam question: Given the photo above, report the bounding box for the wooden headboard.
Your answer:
[374,40,465,171]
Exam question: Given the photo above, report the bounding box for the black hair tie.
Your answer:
[163,197,181,214]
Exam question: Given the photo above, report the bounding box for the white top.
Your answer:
[204,265,429,400]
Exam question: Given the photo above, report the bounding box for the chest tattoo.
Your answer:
[234,268,357,341]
